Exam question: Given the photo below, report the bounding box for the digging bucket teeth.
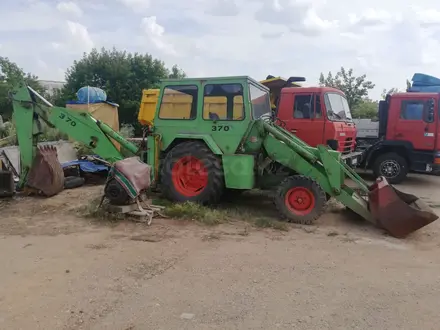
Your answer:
[368,176,438,238]
[27,145,64,197]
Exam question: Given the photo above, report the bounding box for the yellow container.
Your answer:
[66,102,121,150]
[138,89,160,126]
[138,88,244,124]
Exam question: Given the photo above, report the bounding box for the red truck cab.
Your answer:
[358,91,440,183]
[261,77,357,157]
[385,93,440,151]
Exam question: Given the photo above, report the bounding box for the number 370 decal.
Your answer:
[59,113,77,126]
[212,125,230,132]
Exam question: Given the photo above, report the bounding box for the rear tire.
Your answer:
[274,175,326,225]
[160,141,224,205]
[64,176,85,189]
[372,152,408,184]
[222,188,244,202]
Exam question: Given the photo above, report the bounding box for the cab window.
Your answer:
[293,94,314,119]
[324,93,352,121]
[249,84,271,119]
[203,83,244,120]
[400,100,424,120]
[158,85,198,120]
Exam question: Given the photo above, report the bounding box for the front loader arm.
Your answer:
[10,84,140,190]
[259,120,440,238]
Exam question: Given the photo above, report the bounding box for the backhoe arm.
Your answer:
[10,84,140,192]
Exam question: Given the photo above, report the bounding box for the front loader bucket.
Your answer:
[368,177,438,238]
[27,145,65,197]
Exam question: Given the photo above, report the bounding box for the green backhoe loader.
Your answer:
[8,76,439,238]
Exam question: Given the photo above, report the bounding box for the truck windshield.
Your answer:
[325,93,352,121]
[249,83,271,119]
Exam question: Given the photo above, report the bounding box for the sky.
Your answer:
[1,0,440,100]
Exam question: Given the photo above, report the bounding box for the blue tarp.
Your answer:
[62,159,109,173]
[412,73,440,86]
[66,100,119,107]
[77,86,107,103]
[408,73,440,93]
[65,86,119,107]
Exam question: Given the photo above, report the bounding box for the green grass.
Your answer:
[163,202,228,225]
[76,195,290,232]
[158,199,289,231]
[74,196,127,223]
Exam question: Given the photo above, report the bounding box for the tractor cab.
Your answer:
[149,76,272,154]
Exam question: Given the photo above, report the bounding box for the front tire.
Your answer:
[104,179,130,205]
[274,175,327,225]
[372,152,408,184]
[160,141,224,205]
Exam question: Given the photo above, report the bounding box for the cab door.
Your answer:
[287,92,325,146]
[199,80,252,154]
[392,97,436,151]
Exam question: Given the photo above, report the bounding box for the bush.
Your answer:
[0,119,67,147]
[120,124,135,138]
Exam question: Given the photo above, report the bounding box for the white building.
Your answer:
[38,80,65,95]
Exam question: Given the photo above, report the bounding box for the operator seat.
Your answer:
[209,112,220,120]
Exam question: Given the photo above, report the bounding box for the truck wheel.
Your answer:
[372,152,408,184]
[160,141,224,205]
[274,175,326,225]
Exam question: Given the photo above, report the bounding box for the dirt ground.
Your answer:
[1,173,440,330]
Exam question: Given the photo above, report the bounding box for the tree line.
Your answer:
[1,47,403,135]
[0,48,186,137]
[319,67,410,119]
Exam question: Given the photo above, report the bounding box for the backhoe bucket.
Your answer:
[368,177,438,238]
[27,145,65,197]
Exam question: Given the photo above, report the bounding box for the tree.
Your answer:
[381,87,400,99]
[169,64,186,79]
[46,88,66,107]
[319,67,375,110]
[59,47,186,126]
[352,99,378,119]
[0,57,46,120]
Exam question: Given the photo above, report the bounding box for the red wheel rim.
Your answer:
[284,187,315,215]
[171,156,208,197]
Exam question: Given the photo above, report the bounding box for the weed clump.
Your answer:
[164,202,227,225]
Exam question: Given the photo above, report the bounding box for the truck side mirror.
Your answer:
[425,98,435,123]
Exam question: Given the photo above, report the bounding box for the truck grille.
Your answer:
[341,137,353,154]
